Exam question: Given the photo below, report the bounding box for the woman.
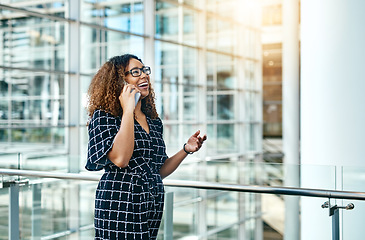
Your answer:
[85,54,207,239]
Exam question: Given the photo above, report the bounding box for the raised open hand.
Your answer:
[184,130,207,154]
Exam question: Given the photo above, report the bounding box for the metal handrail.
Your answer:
[1,168,365,200]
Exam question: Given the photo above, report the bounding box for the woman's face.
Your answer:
[124,58,150,98]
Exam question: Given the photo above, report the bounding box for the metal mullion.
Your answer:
[177,3,184,145]
[7,63,11,144]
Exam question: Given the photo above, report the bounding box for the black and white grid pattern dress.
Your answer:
[86,109,168,239]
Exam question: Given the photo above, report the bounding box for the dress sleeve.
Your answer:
[85,110,119,171]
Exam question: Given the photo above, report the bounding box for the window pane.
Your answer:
[164,124,179,151]
[2,1,66,18]
[217,124,235,153]
[155,1,179,41]
[81,0,144,34]
[80,26,144,73]
[183,94,197,121]
[158,90,179,120]
[0,13,66,71]
[207,95,214,120]
[217,94,234,120]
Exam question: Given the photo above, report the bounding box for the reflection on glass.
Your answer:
[217,124,235,152]
[183,9,197,46]
[207,95,214,120]
[81,1,144,34]
[245,92,256,121]
[217,67,235,90]
[156,2,197,46]
[158,90,179,120]
[0,15,66,71]
[155,1,179,41]
[217,94,234,120]
[2,1,66,17]
[163,124,179,151]
[80,26,144,73]
[0,100,8,120]
[246,60,256,89]
[245,124,256,151]
[183,95,197,121]
[207,66,214,91]
[206,17,237,53]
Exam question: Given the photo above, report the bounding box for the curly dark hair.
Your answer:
[86,54,159,119]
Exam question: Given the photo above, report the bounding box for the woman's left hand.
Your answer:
[184,130,207,153]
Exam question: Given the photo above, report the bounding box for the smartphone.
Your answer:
[130,88,141,106]
[134,92,141,106]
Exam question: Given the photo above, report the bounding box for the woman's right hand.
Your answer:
[119,84,140,113]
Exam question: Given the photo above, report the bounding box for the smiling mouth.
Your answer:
[138,82,149,88]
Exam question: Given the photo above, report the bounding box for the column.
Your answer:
[301,0,365,239]
[65,2,81,238]
[282,0,300,239]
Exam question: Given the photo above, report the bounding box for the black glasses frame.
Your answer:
[125,66,151,77]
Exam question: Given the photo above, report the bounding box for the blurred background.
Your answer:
[1,0,365,239]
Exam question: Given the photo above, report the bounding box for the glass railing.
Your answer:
[2,153,365,239]
[1,167,365,240]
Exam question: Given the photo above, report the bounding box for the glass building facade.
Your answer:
[0,0,262,165]
[0,0,264,239]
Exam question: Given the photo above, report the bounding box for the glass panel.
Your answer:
[0,69,66,148]
[217,94,234,120]
[0,100,8,121]
[155,80,179,121]
[81,0,144,34]
[217,65,235,90]
[182,9,197,46]
[206,17,237,54]
[183,94,197,120]
[155,41,179,119]
[217,124,235,152]
[206,0,243,19]
[155,1,179,41]
[343,166,365,240]
[80,26,144,73]
[162,185,262,240]
[207,94,214,121]
[183,47,198,86]
[2,162,342,239]
[0,12,66,71]
[0,178,97,239]
[163,124,179,152]
[245,124,255,151]
[245,60,256,89]
[207,65,215,91]
[155,41,179,74]
[0,187,9,237]
[245,91,256,121]
[2,1,66,18]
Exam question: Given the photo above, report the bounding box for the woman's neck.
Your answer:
[134,102,145,119]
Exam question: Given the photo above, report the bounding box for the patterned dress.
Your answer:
[86,109,168,239]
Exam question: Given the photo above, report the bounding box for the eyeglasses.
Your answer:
[125,66,151,77]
